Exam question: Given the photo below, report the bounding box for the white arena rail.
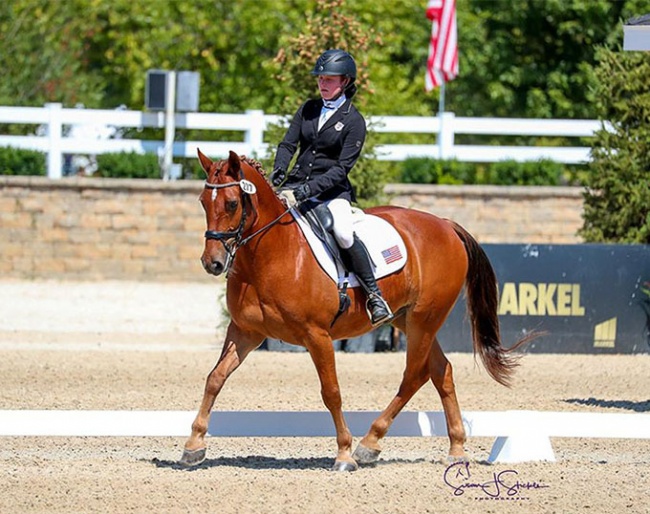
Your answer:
[1,410,648,464]
[0,104,604,179]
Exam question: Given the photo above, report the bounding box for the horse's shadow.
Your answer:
[151,455,332,471]
[563,397,650,412]
[149,455,429,471]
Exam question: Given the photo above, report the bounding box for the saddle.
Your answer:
[293,201,408,325]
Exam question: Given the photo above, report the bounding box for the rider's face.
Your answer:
[317,75,347,100]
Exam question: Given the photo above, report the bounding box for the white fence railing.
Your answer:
[0,103,602,179]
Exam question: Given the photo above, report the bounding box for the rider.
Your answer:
[271,49,393,326]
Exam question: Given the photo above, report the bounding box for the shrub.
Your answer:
[489,159,563,186]
[580,47,650,243]
[401,157,478,184]
[0,147,46,176]
[95,151,160,179]
[400,157,564,186]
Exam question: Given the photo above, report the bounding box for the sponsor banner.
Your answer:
[438,244,650,354]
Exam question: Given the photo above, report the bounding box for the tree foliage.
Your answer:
[580,47,650,244]
[3,0,644,119]
[0,0,104,107]
[272,0,381,111]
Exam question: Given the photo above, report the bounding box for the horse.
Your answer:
[180,149,532,471]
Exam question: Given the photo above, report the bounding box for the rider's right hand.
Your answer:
[271,168,286,187]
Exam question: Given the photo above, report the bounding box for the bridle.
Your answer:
[203,177,292,275]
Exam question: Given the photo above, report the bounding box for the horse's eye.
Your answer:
[226,199,238,212]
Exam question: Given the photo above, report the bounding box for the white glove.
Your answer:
[278,189,297,208]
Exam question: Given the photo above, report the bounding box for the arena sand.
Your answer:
[0,280,648,513]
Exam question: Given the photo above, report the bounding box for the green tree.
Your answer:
[448,0,642,119]
[580,47,650,243]
[0,0,104,108]
[2,0,645,120]
[78,0,302,112]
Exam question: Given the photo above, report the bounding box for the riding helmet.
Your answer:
[311,49,357,80]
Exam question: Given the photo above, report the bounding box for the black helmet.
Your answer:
[311,49,357,80]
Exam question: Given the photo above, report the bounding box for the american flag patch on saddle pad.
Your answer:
[381,245,403,265]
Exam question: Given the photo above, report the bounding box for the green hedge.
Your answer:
[399,158,478,185]
[0,147,572,186]
[0,147,46,176]
[0,148,162,178]
[95,151,160,179]
[488,159,563,186]
[400,157,566,186]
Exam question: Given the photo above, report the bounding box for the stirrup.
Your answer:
[366,294,394,326]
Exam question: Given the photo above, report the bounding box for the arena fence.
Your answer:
[0,103,602,179]
[1,410,648,463]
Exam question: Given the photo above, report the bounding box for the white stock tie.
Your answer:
[318,102,336,131]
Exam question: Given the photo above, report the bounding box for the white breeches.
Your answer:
[326,198,355,249]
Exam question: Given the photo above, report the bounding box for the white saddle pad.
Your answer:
[292,208,407,288]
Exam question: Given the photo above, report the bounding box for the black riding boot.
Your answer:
[343,236,393,326]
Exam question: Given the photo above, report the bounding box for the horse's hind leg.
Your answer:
[353,322,432,465]
[180,322,263,466]
[429,337,467,460]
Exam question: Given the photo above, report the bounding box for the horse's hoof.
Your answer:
[178,447,206,467]
[352,444,381,466]
[331,459,359,472]
[446,454,469,463]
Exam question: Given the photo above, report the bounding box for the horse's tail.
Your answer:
[450,221,533,387]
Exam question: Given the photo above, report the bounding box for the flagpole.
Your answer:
[438,81,445,159]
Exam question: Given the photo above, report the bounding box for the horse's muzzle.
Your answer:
[202,257,225,276]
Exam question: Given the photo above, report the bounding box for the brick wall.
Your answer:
[1,176,584,281]
[386,184,584,244]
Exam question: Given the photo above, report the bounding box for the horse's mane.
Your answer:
[214,155,267,178]
[241,155,267,177]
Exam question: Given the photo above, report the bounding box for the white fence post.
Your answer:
[45,103,63,179]
[244,109,265,157]
[162,71,176,181]
[439,112,455,160]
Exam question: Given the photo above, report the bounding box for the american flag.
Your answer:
[425,0,459,91]
[381,245,403,265]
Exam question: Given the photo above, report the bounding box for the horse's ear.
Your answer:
[227,150,241,179]
[197,148,212,176]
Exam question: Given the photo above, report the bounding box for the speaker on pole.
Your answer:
[145,70,168,111]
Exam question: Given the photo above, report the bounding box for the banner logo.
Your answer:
[498,282,586,316]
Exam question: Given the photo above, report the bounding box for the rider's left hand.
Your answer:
[278,189,298,207]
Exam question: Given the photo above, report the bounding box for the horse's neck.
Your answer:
[242,186,302,264]
[254,186,290,229]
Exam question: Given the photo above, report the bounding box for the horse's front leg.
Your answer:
[306,336,357,472]
[179,322,263,466]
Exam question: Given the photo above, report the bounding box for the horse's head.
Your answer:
[197,149,263,276]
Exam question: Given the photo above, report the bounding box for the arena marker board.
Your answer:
[1,410,648,463]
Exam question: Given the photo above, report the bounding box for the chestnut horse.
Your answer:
[180,150,529,471]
